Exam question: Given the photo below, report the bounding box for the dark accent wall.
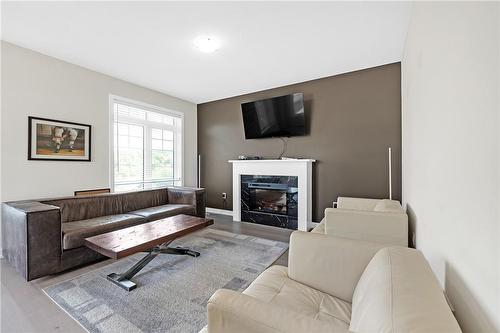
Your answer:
[197,63,401,221]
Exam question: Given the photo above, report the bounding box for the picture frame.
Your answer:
[28,116,92,161]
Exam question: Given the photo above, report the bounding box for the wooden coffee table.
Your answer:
[85,214,213,291]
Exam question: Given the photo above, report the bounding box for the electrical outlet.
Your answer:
[222,192,227,199]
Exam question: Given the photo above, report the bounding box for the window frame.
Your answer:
[109,94,184,192]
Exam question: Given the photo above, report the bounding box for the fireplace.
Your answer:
[241,175,298,229]
[230,159,315,231]
[253,187,287,214]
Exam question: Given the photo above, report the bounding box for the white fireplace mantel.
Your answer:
[229,159,316,231]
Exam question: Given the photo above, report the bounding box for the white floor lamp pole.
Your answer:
[388,147,392,200]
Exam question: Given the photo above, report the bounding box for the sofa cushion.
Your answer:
[44,195,125,223]
[121,189,168,212]
[129,204,196,222]
[42,188,168,223]
[243,265,351,330]
[62,214,145,250]
[349,247,462,333]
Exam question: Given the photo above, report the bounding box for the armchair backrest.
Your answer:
[288,232,385,302]
[324,208,408,246]
[337,197,404,213]
[324,197,408,247]
[350,247,462,333]
[337,197,380,210]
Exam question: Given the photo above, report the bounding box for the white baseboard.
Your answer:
[206,207,234,217]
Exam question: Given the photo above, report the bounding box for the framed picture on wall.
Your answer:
[28,116,92,161]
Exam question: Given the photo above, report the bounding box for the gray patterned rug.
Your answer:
[43,229,288,333]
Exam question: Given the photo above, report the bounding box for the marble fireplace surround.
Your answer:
[229,159,316,231]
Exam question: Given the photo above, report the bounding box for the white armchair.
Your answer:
[204,231,461,333]
[313,197,408,246]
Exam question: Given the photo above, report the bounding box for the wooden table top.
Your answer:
[84,214,214,259]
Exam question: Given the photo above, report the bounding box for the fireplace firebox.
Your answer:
[241,175,298,229]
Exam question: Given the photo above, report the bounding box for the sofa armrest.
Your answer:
[207,289,347,333]
[166,187,206,218]
[2,201,62,280]
[288,231,385,302]
[324,208,408,246]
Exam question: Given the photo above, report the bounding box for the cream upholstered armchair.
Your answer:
[313,197,409,246]
[204,231,461,333]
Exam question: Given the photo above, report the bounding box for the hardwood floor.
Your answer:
[0,214,292,333]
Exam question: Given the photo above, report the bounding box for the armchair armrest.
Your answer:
[2,201,62,280]
[288,231,385,302]
[207,289,347,333]
[324,208,408,246]
[166,187,206,218]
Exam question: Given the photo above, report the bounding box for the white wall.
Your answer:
[402,2,499,332]
[1,41,198,201]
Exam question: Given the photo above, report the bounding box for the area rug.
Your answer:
[43,229,288,333]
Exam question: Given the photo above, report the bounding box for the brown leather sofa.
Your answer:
[1,187,206,281]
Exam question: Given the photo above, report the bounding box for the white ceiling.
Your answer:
[2,1,411,104]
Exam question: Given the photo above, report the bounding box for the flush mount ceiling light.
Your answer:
[193,36,220,53]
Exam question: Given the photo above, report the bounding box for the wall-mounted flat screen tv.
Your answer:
[241,93,306,139]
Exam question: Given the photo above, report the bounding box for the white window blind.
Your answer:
[112,99,183,192]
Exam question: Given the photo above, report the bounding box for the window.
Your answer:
[111,97,183,192]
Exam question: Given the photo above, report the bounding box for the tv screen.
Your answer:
[241,93,306,139]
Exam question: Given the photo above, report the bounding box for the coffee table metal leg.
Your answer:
[107,249,159,291]
[106,273,137,291]
[160,246,200,257]
[107,242,199,291]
